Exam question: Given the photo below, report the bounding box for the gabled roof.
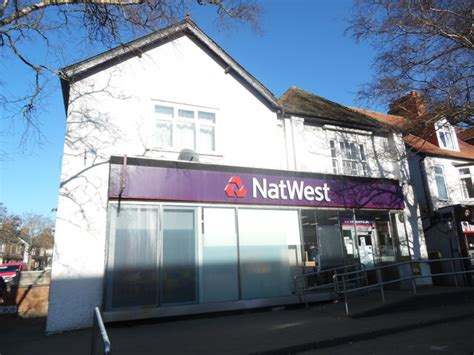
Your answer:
[60,18,279,109]
[279,87,394,131]
[355,108,474,161]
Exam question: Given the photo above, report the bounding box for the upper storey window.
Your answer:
[435,119,459,151]
[330,140,368,176]
[459,167,474,199]
[154,103,216,152]
[434,166,449,200]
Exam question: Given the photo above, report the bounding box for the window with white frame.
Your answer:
[153,103,216,152]
[329,140,368,176]
[435,120,459,151]
[459,167,474,199]
[434,166,449,200]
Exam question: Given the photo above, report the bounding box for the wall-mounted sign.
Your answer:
[108,157,404,210]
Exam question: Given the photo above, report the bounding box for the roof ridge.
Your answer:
[60,18,279,109]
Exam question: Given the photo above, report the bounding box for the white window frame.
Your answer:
[433,165,449,201]
[435,119,459,151]
[459,167,474,199]
[153,102,217,153]
[329,139,368,176]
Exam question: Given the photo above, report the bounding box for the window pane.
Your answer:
[199,126,215,151]
[109,206,158,308]
[176,122,195,149]
[343,160,351,175]
[155,105,174,118]
[350,143,358,160]
[436,174,448,200]
[434,166,443,174]
[178,109,194,119]
[198,111,216,123]
[332,159,338,174]
[162,209,196,304]
[351,161,358,175]
[238,209,300,299]
[200,208,238,303]
[359,145,366,161]
[462,178,474,198]
[330,140,337,158]
[156,121,173,147]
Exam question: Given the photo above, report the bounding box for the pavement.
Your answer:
[1,286,474,354]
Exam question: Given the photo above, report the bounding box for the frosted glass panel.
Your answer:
[238,209,300,299]
[200,208,238,303]
[199,126,215,151]
[162,209,196,304]
[175,122,195,150]
[109,205,158,308]
[198,111,216,123]
[155,121,172,147]
[155,105,174,118]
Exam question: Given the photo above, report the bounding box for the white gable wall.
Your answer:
[47,35,283,333]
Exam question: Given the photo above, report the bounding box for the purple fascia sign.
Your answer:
[108,160,405,210]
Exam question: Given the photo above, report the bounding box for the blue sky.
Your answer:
[0,0,380,218]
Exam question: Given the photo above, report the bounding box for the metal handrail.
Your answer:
[333,256,474,315]
[91,307,111,355]
[294,263,365,292]
[293,263,366,307]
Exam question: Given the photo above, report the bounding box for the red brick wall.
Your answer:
[15,285,49,317]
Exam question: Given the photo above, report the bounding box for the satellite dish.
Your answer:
[178,149,200,162]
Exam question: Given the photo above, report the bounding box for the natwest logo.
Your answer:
[224,175,331,202]
[224,176,247,198]
[252,178,331,202]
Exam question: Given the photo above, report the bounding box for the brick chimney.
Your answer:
[389,91,438,144]
[388,91,426,119]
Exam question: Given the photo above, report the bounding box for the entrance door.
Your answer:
[301,210,347,271]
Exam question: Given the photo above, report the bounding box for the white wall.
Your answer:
[47,35,283,332]
[292,118,400,179]
[290,116,429,269]
[423,156,474,210]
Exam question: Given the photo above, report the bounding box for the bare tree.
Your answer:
[0,0,262,151]
[19,213,54,268]
[348,0,473,127]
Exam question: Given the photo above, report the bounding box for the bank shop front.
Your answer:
[103,156,406,320]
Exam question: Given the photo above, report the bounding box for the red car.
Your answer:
[0,262,26,285]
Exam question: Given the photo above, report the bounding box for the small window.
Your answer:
[434,166,448,200]
[435,120,459,151]
[153,104,216,152]
[459,168,474,199]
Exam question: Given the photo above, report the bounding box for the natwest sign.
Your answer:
[109,157,404,210]
[252,178,331,202]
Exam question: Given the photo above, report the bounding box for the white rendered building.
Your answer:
[47,19,429,333]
